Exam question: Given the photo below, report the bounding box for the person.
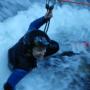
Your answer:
[4,9,59,90]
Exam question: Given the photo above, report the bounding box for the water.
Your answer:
[0,2,90,90]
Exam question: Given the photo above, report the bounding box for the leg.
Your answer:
[4,69,29,90]
[45,40,59,57]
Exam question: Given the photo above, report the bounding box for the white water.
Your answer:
[0,3,90,90]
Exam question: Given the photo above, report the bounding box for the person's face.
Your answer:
[32,46,46,59]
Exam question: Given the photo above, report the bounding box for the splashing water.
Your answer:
[0,3,90,90]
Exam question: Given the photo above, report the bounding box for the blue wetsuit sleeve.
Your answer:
[22,16,50,46]
[28,16,49,32]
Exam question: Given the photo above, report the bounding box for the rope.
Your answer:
[44,0,56,33]
[44,20,50,33]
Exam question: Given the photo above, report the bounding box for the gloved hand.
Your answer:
[44,9,53,19]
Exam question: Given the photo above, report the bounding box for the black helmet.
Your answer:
[23,30,50,48]
[33,36,49,47]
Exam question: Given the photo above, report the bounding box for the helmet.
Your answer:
[33,36,49,48]
[23,30,50,48]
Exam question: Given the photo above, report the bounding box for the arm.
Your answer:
[44,42,78,57]
[28,10,53,32]
[60,51,78,57]
[28,16,49,32]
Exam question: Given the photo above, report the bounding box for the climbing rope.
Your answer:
[44,0,56,33]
